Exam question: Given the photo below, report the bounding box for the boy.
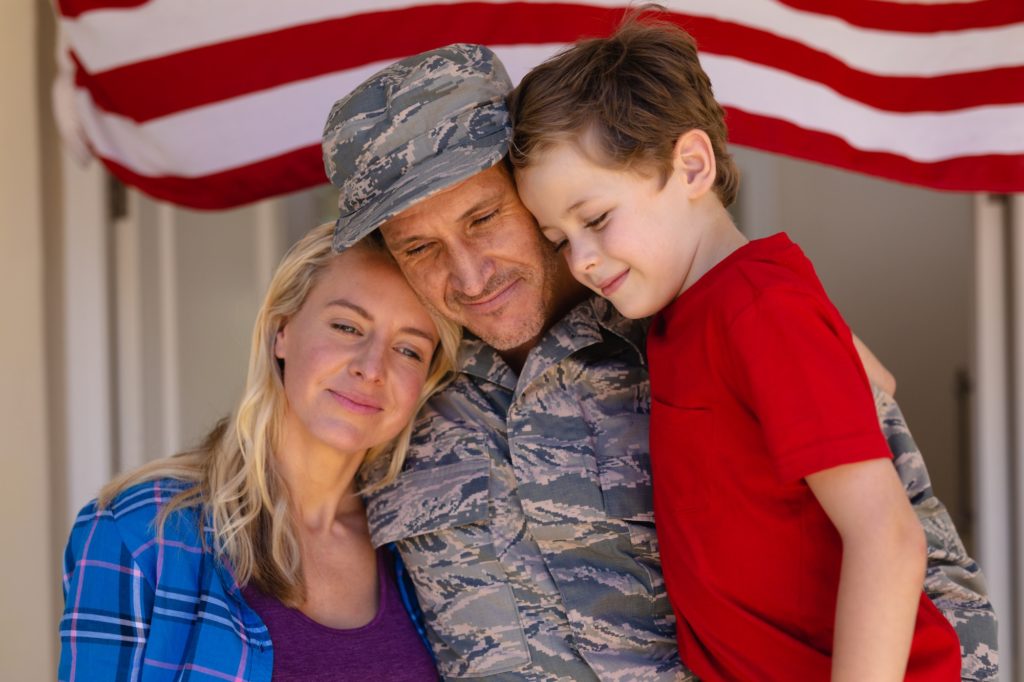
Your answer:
[508,15,962,682]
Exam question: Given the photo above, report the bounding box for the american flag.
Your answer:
[54,0,1024,209]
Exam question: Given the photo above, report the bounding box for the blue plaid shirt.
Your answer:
[60,479,434,681]
[59,480,273,681]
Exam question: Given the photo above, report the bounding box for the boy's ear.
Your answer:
[671,130,716,199]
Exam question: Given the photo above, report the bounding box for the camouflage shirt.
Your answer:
[874,389,999,681]
[365,297,997,681]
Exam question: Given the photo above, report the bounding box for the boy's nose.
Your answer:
[568,240,600,276]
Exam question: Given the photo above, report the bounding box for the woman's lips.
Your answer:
[328,389,382,414]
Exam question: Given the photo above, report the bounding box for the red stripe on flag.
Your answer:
[71,5,1019,125]
[58,0,149,19]
[91,111,1024,213]
[70,3,621,122]
[687,15,1024,113]
[98,145,328,210]
[778,0,1024,32]
[726,107,1024,194]
[58,0,1024,31]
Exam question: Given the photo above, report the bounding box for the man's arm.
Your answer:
[807,459,928,682]
[847,335,999,678]
[875,388,1000,680]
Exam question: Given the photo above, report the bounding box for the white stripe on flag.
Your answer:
[62,0,511,72]
[707,54,1024,161]
[73,43,564,176]
[77,44,1024,180]
[75,60,392,176]
[62,0,1024,77]
[684,0,1024,76]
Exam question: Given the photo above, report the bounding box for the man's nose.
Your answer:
[445,239,495,298]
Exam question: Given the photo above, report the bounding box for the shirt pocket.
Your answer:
[593,411,660,553]
[595,412,655,520]
[366,458,531,678]
[650,398,711,512]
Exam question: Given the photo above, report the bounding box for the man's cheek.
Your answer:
[402,266,438,299]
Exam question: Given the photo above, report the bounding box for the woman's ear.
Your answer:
[274,326,287,360]
[671,129,717,199]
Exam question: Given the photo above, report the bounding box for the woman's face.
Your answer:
[274,246,439,458]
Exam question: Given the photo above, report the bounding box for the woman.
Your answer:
[58,223,459,681]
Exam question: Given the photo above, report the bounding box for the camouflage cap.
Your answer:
[323,43,513,251]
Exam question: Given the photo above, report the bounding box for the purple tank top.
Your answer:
[242,550,438,681]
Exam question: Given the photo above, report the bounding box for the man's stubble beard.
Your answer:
[436,247,566,352]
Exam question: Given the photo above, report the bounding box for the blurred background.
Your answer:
[4,0,1022,679]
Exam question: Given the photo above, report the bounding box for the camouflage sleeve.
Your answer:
[874,387,999,681]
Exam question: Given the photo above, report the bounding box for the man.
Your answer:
[322,44,996,681]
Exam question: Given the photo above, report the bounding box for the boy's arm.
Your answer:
[806,458,927,682]
[875,388,1000,679]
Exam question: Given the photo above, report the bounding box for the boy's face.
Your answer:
[515,140,701,319]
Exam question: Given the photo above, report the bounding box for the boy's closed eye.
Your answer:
[583,212,609,230]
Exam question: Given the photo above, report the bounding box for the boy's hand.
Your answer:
[806,458,926,682]
[851,334,896,396]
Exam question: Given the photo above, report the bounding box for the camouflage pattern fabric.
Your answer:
[874,388,999,681]
[366,297,690,681]
[365,296,996,680]
[322,43,512,252]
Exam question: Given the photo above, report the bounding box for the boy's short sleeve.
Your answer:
[723,287,892,482]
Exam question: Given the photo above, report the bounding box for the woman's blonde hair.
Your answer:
[98,222,459,604]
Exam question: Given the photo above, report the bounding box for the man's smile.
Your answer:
[456,278,522,315]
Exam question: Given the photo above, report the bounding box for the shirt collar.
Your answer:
[456,296,647,394]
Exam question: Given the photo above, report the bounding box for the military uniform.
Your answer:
[367,297,685,680]
[875,389,999,680]
[366,297,997,680]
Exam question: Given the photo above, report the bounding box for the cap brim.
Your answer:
[333,134,509,253]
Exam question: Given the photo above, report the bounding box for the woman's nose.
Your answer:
[349,339,386,382]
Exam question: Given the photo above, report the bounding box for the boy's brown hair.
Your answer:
[508,10,739,207]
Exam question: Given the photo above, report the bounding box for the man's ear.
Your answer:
[671,129,716,199]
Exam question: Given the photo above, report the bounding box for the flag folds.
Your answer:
[55,0,1024,208]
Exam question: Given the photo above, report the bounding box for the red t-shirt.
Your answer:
[647,233,960,681]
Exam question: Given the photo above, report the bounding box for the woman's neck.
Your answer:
[274,422,367,537]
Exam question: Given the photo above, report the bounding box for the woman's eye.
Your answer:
[553,239,569,253]
[331,322,359,334]
[584,212,609,230]
[397,346,424,361]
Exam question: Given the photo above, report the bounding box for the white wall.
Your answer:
[0,1,56,678]
[116,187,333,468]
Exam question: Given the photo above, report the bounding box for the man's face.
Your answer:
[379,163,568,355]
